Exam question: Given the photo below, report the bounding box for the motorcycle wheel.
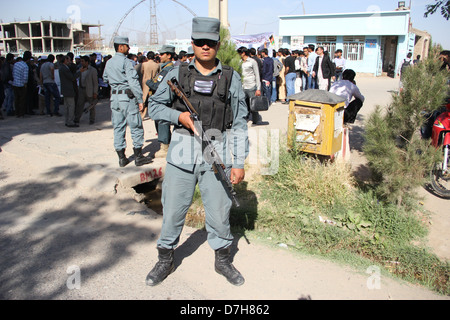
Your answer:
[429,149,450,199]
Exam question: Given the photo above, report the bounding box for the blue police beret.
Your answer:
[114,36,129,45]
[191,17,220,41]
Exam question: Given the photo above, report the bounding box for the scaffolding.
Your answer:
[150,0,158,46]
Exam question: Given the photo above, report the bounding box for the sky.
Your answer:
[1,0,449,49]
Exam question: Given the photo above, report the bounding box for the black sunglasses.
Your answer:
[193,39,218,48]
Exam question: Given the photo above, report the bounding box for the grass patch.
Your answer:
[185,144,449,295]
[254,145,449,295]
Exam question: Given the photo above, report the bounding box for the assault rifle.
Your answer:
[83,99,99,114]
[167,78,240,207]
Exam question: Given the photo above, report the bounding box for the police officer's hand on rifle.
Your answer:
[177,111,244,185]
[178,111,199,136]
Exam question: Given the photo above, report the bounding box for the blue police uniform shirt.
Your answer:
[149,59,249,172]
[103,52,144,104]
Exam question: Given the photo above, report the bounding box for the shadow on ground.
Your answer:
[0,99,114,140]
[0,163,159,299]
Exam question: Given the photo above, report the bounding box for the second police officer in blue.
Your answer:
[103,36,152,167]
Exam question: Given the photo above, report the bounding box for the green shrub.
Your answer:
[217,27,242,75]
[363,57,447,205]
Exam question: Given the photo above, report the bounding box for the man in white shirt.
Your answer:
[397,52,413,79]
[397,52,413,92]
[295,51,308,93]
[333,49,346,81]
[40,54,62,116]
[306,44,317,89]
[329,69,365,124]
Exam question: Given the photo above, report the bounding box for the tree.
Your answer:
[424,0,450,20]
[217,27,242,75]
[363,57,448,205]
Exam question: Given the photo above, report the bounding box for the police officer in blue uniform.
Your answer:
[145,17,249,286]
[152,45,176,158]
[103,36,152,167]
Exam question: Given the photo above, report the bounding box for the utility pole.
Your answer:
[220,0,229,28]
[209,0,229,28]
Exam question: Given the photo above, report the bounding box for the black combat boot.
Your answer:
[215,247,245,286]
[145,247,175,286]
[116,149,130,167]
[133,147,152,166]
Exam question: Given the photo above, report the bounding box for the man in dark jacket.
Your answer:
[439,50,450,71]
[260,48,274,106]
[59,55,77,127]
[312,46,335,90]
[26,57,39,115]
[2,53,15,116]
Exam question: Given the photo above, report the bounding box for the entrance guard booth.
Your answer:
[287,90,346,157]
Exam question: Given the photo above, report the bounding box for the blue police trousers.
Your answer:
[157,163,234,251]
[110,95,144,151]
[155,120,172,145]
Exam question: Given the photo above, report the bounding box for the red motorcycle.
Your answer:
[429,100,450,199]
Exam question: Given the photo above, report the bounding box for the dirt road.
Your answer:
[0,76,448,300]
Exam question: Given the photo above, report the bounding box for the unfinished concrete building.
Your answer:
[411,27,431,61]
[0,20,103,56]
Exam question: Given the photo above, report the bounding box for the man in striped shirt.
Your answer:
[12,52,30,117]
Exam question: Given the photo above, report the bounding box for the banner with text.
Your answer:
[231,32,275,56]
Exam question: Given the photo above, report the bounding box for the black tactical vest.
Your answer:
[172,63,234,132]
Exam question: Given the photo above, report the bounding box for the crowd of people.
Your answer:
[248,44,348,102]
[2,44,449,124]
[236,44,367,125]
[0,43,364,125]
[0,50,112,123]
[0,48,194,122]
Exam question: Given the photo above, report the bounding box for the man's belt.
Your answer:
[112,89,135,99]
